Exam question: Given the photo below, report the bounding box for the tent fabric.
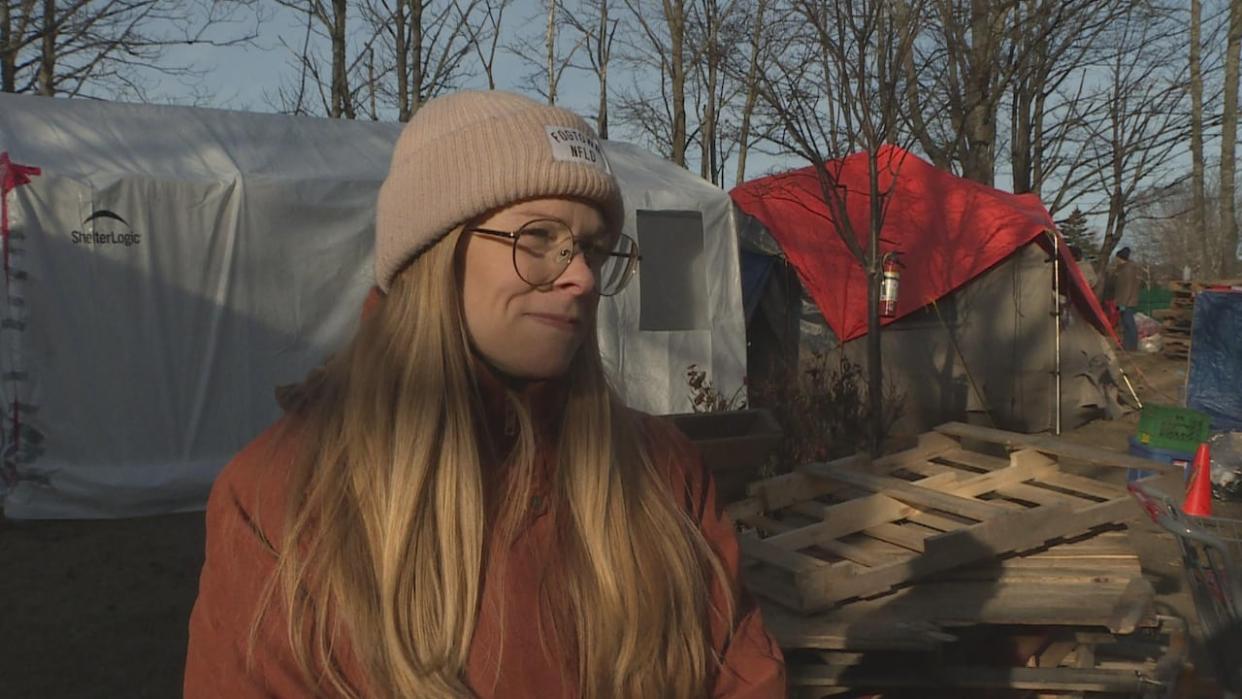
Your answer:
[0,94,745,519]
[1187,291,1242,429]
[740,250,776,321]
[729,145,1112,343]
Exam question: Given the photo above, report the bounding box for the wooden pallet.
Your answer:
[787,615,1186,698]
[761,530,1155,647]
[773,532,1184,696]
[730,424,1168,612]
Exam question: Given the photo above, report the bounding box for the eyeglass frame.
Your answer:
[466,219,641,297]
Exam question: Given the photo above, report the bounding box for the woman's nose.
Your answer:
[554,249,597,295]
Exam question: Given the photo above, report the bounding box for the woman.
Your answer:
[184,90,785,698]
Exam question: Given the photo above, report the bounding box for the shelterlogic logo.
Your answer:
[70,210,141,247]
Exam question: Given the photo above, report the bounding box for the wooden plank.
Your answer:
[729,432,960,520]
[994,482,1084,507]
[739,514,795,534]
[934,421,1177,474]
[763,493,914,551]
[1108,576,1157,635]
[936,447,1009,471]
[790,665,1147,692]
[801,463,1010,521]
[909,449,1059,503]
[1037,640,1078,668]
[923,496,1132,562]
[1037,471,1129,501]
[799,580,1149,632]
[741,565,804,608]
[792,495,1137,610]
[739,534,831,574]
[861,522,932,553]
[760,605,953,651]
[731,470,838,520]
[904,510,972,532]
[814,538,889,567]
[761,471,960,551]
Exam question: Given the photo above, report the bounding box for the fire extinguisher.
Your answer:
[880,252,902,318]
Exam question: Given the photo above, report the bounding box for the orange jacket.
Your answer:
[184,377,786,698]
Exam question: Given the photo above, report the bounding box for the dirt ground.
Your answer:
[0,350,1234,698]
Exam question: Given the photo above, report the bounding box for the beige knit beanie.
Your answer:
[374,90,624,292]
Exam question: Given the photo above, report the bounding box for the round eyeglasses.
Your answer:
[468,219,641,297]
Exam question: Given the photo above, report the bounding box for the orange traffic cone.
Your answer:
[1183,442,1213,517]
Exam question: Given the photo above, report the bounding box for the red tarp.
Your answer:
[729,145,1115,343]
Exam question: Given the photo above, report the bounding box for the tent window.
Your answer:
[636,209,709,331]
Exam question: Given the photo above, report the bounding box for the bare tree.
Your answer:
[1006,0,1128,198]
[1190,0,1210,273]
[685,0,744,184]
[1132,170,1238,280]
[903,0,1015,184]
[752,0,926,452]
[273,0,373,117]
[506,0,583,104]
[472,0,512,89]
[273,0,480,121]
[1,0,262,100]
[1221,0,1242,275]
[1075,5,1192,280]
[558,0,622,137]
[619,0,691,165]
[732,0,770,186]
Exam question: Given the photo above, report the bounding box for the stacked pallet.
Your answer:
[1153,281,1195,359]
[1153,279,1242,359]
[729,422,1187,696]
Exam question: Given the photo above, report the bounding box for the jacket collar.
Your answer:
[471,356,568,464]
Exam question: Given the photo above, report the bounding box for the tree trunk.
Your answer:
[410,0,424,117]
[1221,0,1242,276]
[597,0,609,138]
[331,0,353,118]
[1189,0,1208,275]
[735,0,766,186]
[961,0,998,185]
[953,0,1003,186]
[700,0,718,183]
[701,61,717,181]
[1031,82,1046,195]
[1,0,13,93]
[1011,78,1032,193]
[395,0,409,121]
[547,0,557,103]
[665,0,687,166]
[867,150,883,455]
[38,0,53,95]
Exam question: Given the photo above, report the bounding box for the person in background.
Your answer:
[182,89,785,699]
[1111,246,1140,351]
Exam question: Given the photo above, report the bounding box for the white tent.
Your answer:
[0,93,745,519]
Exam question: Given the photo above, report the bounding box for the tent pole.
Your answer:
[1049,232,1063,435]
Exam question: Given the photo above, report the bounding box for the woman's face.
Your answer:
[458,197,610,380]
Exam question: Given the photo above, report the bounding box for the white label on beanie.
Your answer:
[544,126,612,174]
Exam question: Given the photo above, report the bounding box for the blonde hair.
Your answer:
[258,228,735,698]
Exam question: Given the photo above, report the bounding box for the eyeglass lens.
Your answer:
[513,221,638,296]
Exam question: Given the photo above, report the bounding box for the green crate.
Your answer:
[1136,404,1210,454]
[1138,287,1173,315]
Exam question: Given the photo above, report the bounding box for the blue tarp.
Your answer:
[741,250,776,322]
[1187,291,1242,430]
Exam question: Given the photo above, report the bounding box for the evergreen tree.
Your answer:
[1057,208,1097,258]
